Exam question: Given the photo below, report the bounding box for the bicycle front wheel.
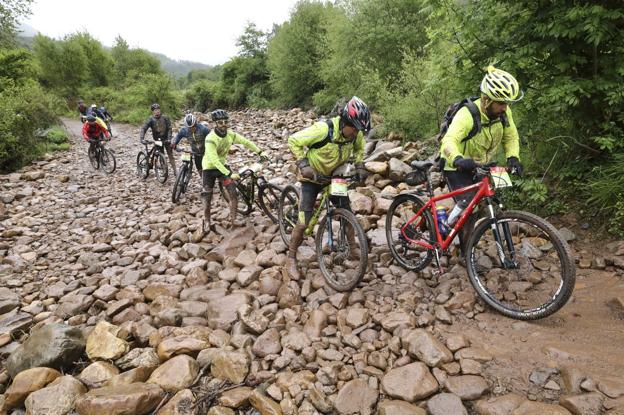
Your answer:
[258,183,282,224]
[172,164,188,203]
[154,152,168,184]
[278,185,300,245]
[101,148,116,174]
[385,194,435,271]
[316,208,368,292]
[466,210,575,320]
[136,151,149,179]
[89,145,99,170]
[235,178,253,216]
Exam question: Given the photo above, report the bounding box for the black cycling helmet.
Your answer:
[86,115,96,122]
[211,109,229,121]
[184,113,197,128]
[341,96,371,132]
[150,103,160,111]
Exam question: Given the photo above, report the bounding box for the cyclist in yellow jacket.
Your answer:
[202,109,269,232]
[440,66,524,246]
[286,96,371,279]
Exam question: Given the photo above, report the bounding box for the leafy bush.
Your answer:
[0,79,59,172]
[46,125,68,145]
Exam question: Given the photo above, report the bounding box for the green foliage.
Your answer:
[111,36,162,85]
[0,0,32,47]
[268,1,337,107]
[0,47,35,87]
[0,79,59,172]
[46,125,68,145]
[184,80,217,112]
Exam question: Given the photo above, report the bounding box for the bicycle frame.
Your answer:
[403,175,495,251]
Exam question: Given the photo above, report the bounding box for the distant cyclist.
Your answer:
[171,113,210,178]
[90,104,114,136]
[82,114,110,158]
[140,103,177,176]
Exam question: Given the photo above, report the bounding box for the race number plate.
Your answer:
[181,154,191,161]
[490,166,512,188]
[330,178,348,196]
[154,140,163,147]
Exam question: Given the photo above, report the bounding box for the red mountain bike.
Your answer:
[385,160,575,320]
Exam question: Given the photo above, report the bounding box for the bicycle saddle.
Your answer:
[410,160,434,170]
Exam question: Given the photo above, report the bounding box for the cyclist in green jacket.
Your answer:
[286,96,371,280]
[440,66,524,246]
[201,109,268,232]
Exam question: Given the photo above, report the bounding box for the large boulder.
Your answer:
[381,362,438,401]
[24,375,87,415]
[75,383,165,415]
[7,324,85,377]
[334,379,378,415]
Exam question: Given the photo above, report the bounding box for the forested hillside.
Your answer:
[1,0,623,235]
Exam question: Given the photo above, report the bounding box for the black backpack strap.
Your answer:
[309,119,334,150]
[461,98,481,143]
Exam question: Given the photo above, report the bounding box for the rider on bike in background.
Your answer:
[90,104,114,136]
[172,113,210,179]
[285,96,370,280]
[439,65,524,248]
[140,103,177,176]
[82,114,111,158]
[201,109,269,232]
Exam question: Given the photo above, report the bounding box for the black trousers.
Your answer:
[299,181,351,225]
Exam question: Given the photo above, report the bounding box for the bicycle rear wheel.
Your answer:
[136,151,149,179]
[385,194,435,270]
[278,185,300,245]
[154,152,168,184]
[466,210,575,320]
[258,183,282,223]
[101,148,116,174]
[316,208,368,292]
[172,164,188,203]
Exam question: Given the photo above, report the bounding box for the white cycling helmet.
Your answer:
[184,113,197,128]
[480,66,524,103]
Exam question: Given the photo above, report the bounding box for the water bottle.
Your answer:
[447,201,467,226]
[436,206,449,237]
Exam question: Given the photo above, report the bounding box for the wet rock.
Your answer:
[559,393,604,415]
[334,378,378,415]
[381,362,438,401]
[3,367,61,410]
[206,293,252,330]
[147,354,199,393]
[402,329,453,367]
[0,287,20,314]
[249,389,282,415]
[24,375,87,415]
[115,347,160,370]
[252,328,282,358]
[211,350,250,383]
[75,382,165,415]
[156,388,196,415]
[218,386,253,408]
[378,400,426,415]
[157,335,209,360]
[7,323,85,377]
[78,361,120,389]
[86,321,129,361]
[445,375,489,400]
[427,393,468,415]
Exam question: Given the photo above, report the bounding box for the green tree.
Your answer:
[67,32,113,87]
[267,1,338,107]
[0,0,32,47]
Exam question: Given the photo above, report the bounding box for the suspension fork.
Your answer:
[485,198,516,268]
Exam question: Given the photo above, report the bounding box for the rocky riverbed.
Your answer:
[0,110,623,414]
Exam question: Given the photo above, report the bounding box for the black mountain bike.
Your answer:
[218,162,283,223]
[87,137,116,174]
[172,147,202,203]
[137,139,168,184]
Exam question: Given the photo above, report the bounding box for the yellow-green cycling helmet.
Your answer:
[480,66,524,103]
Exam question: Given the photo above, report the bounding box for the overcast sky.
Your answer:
[23,0,300,66]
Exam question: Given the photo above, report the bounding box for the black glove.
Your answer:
[453,156,477,172]
[355,162,368,183]
[297,158,316,180]
[507,156,523,176]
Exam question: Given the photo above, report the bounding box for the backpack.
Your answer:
[436,96,509,145]
[309,119,335,149]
